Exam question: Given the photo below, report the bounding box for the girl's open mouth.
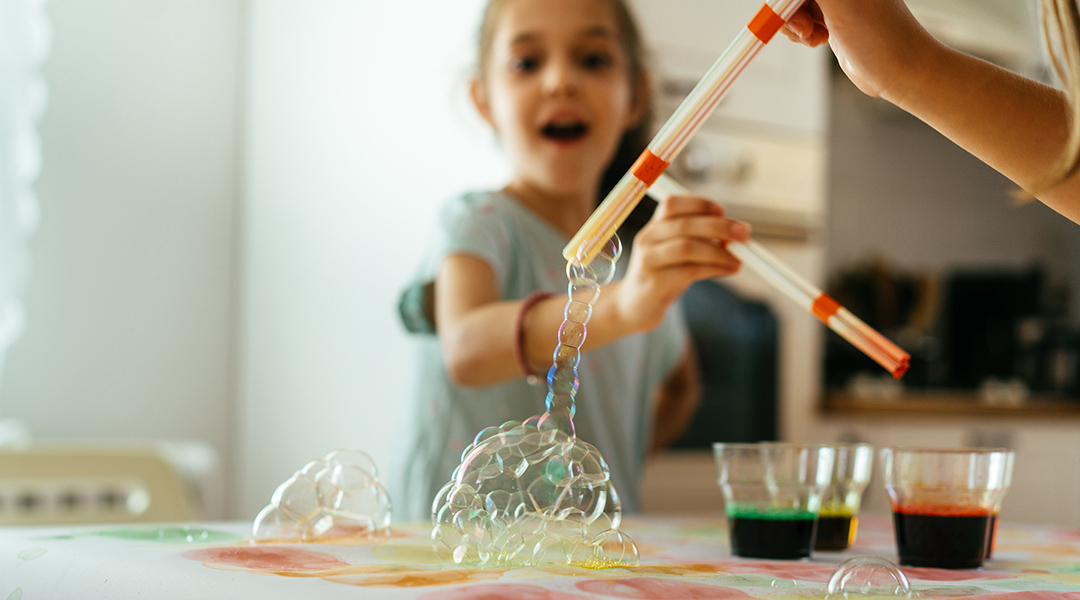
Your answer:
[541,120,588,142]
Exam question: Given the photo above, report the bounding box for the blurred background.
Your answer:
[0,0,1076,526]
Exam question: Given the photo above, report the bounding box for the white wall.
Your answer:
[236,0,508,518]
[0,0,242,517]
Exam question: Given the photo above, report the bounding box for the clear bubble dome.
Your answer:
[252,448,391,541]
[826,556,913,598]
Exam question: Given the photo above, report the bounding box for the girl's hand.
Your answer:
[781,0,938,104]
[612,195,749,332]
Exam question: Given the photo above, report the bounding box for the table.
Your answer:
[4,515,1080,599]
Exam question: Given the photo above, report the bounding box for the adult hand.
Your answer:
[781,0,938,104]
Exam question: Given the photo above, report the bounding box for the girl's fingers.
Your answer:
[638,236,742,272]
[642,212,751,244]
[651,194,724,220]
[647,195,751,240]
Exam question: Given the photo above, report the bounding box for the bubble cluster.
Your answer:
[826,556,913,598]
[431,237,639,568]
[252,449,391,541]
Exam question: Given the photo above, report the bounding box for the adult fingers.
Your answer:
[781,2,829,46]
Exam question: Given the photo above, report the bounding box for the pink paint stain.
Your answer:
[419,583,585,600]
[576,577,751,599]
[952,592,1080,600]
[181,545,350,573]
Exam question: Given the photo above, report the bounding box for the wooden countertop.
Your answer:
[823,390,1080,419]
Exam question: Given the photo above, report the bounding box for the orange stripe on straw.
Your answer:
[747,3,786,43]
[811,294,841,324]
[630,149,670,187]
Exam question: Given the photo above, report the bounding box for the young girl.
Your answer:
[394,0,750,521]
[784,0,1080,223]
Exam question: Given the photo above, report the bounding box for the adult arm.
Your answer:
[785,0,1080,223]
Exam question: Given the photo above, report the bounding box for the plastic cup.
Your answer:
[882,447,1015,569]
[713,442,836,559]
[815,443,874,551]
[985,450,1015,559]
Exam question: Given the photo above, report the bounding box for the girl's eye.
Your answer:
[511,57,540,73]
[581,52,612,69]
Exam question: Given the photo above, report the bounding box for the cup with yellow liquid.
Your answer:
[814,443,874,551]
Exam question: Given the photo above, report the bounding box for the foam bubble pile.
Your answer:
[431,237,639,568]
[252,449,391,541]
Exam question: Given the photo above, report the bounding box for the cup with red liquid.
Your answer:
[814,443,874,551]
[882,447,1015,569]
[714,443,836,559]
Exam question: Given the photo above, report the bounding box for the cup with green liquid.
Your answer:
[713,443,836,559]
[815,443,874,551]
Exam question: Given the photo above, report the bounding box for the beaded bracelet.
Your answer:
[514,290,554,384]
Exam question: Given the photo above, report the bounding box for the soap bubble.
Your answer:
[826,556,913,598]
[432,235,637,567]
[431,419,634,567]
[252,449,391,541]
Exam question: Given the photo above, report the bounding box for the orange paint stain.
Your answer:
[184,545,509,588]
[182,545,351,573]
[417,582,586,599]
[626,564,724,577]
[576,577,750,598]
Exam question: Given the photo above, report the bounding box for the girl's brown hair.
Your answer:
[474,0,658,234]
[1037,0,1080,192]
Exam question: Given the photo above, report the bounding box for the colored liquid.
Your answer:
[986,514,998,559]
[728,511,817,559]
[814,514,857,551]
[892,508,992,569]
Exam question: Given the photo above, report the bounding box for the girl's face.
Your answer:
[472,0,645,200]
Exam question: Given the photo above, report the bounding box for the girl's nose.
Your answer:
[542,58,579,97]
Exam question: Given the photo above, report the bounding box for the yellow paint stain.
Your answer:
[1019,570,1080,585]
[321,567,504,588]
[572,557,628,570]
[371,542,446,564]
[250,528,409,546]
[999,543,1080,557]
[513,562,723,581]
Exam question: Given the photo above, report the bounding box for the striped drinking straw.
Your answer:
[564,0,807,266]
[649,174,910,379]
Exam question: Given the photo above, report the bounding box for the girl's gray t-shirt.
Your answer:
[393,190,687,522]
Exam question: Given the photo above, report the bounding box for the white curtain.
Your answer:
[0,0,49,431]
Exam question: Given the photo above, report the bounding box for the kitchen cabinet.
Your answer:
[630,0,829,136]
[629,0,830,230]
